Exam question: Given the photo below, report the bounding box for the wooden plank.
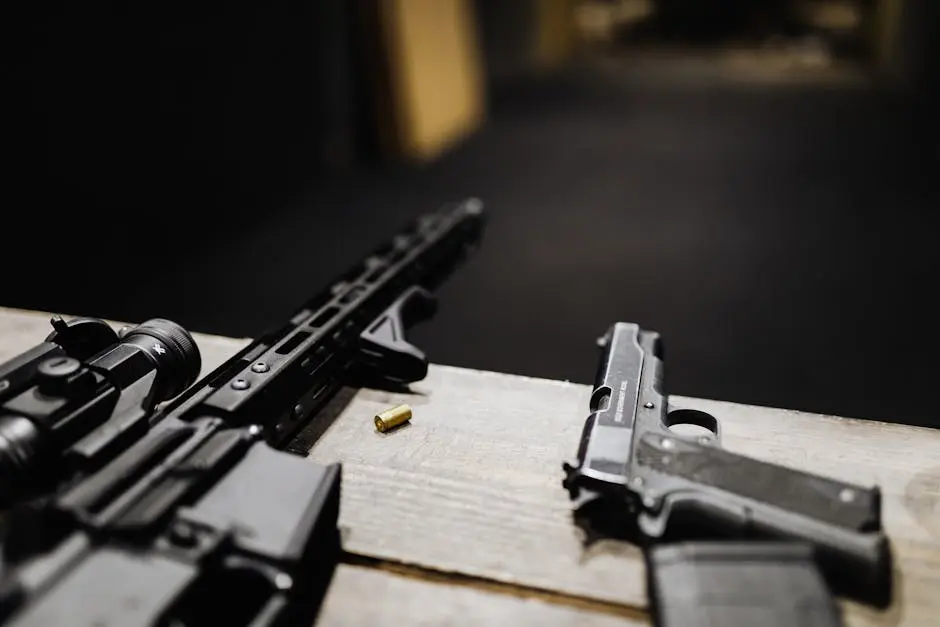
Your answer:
[317,564,643,626]
[3,307,940,625]
[302,367,940,626]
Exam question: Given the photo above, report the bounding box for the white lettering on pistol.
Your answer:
[614,379,628,423]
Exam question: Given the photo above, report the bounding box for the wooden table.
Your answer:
[1,306,938,626]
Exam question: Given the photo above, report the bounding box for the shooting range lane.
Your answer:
[2,307,939,626]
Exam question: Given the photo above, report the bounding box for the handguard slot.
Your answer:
[309,307,340,329]
[275,332,310,356]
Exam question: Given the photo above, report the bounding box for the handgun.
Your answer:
[562,323,891,611]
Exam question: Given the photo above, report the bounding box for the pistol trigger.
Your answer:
[354,286,437,385]
[637,500,670,540]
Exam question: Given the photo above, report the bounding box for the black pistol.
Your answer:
[563,323,891,616]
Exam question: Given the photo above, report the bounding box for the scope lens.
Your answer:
[0,415,43,506]
[122,319,202,402]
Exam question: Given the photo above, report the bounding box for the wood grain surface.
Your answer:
[317,564,644,627]
[3,306,939,625]
[303,366,940,627]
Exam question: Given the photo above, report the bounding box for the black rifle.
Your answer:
[0,199,485,626]
[563,323,892,624]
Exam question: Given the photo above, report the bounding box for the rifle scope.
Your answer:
[0,317,201,504]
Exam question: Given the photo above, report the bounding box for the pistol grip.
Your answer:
[635,434,892,607]
[639,489,891,607]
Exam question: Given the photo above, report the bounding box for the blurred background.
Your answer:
[3,1,939,426]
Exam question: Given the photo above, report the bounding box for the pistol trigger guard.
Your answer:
[661,407,722,446]
[354,286,437,385]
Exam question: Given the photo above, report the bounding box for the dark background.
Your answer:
[3,1,940,426]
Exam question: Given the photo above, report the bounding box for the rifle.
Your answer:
[0,199,485,626]
[563,322,892,625]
